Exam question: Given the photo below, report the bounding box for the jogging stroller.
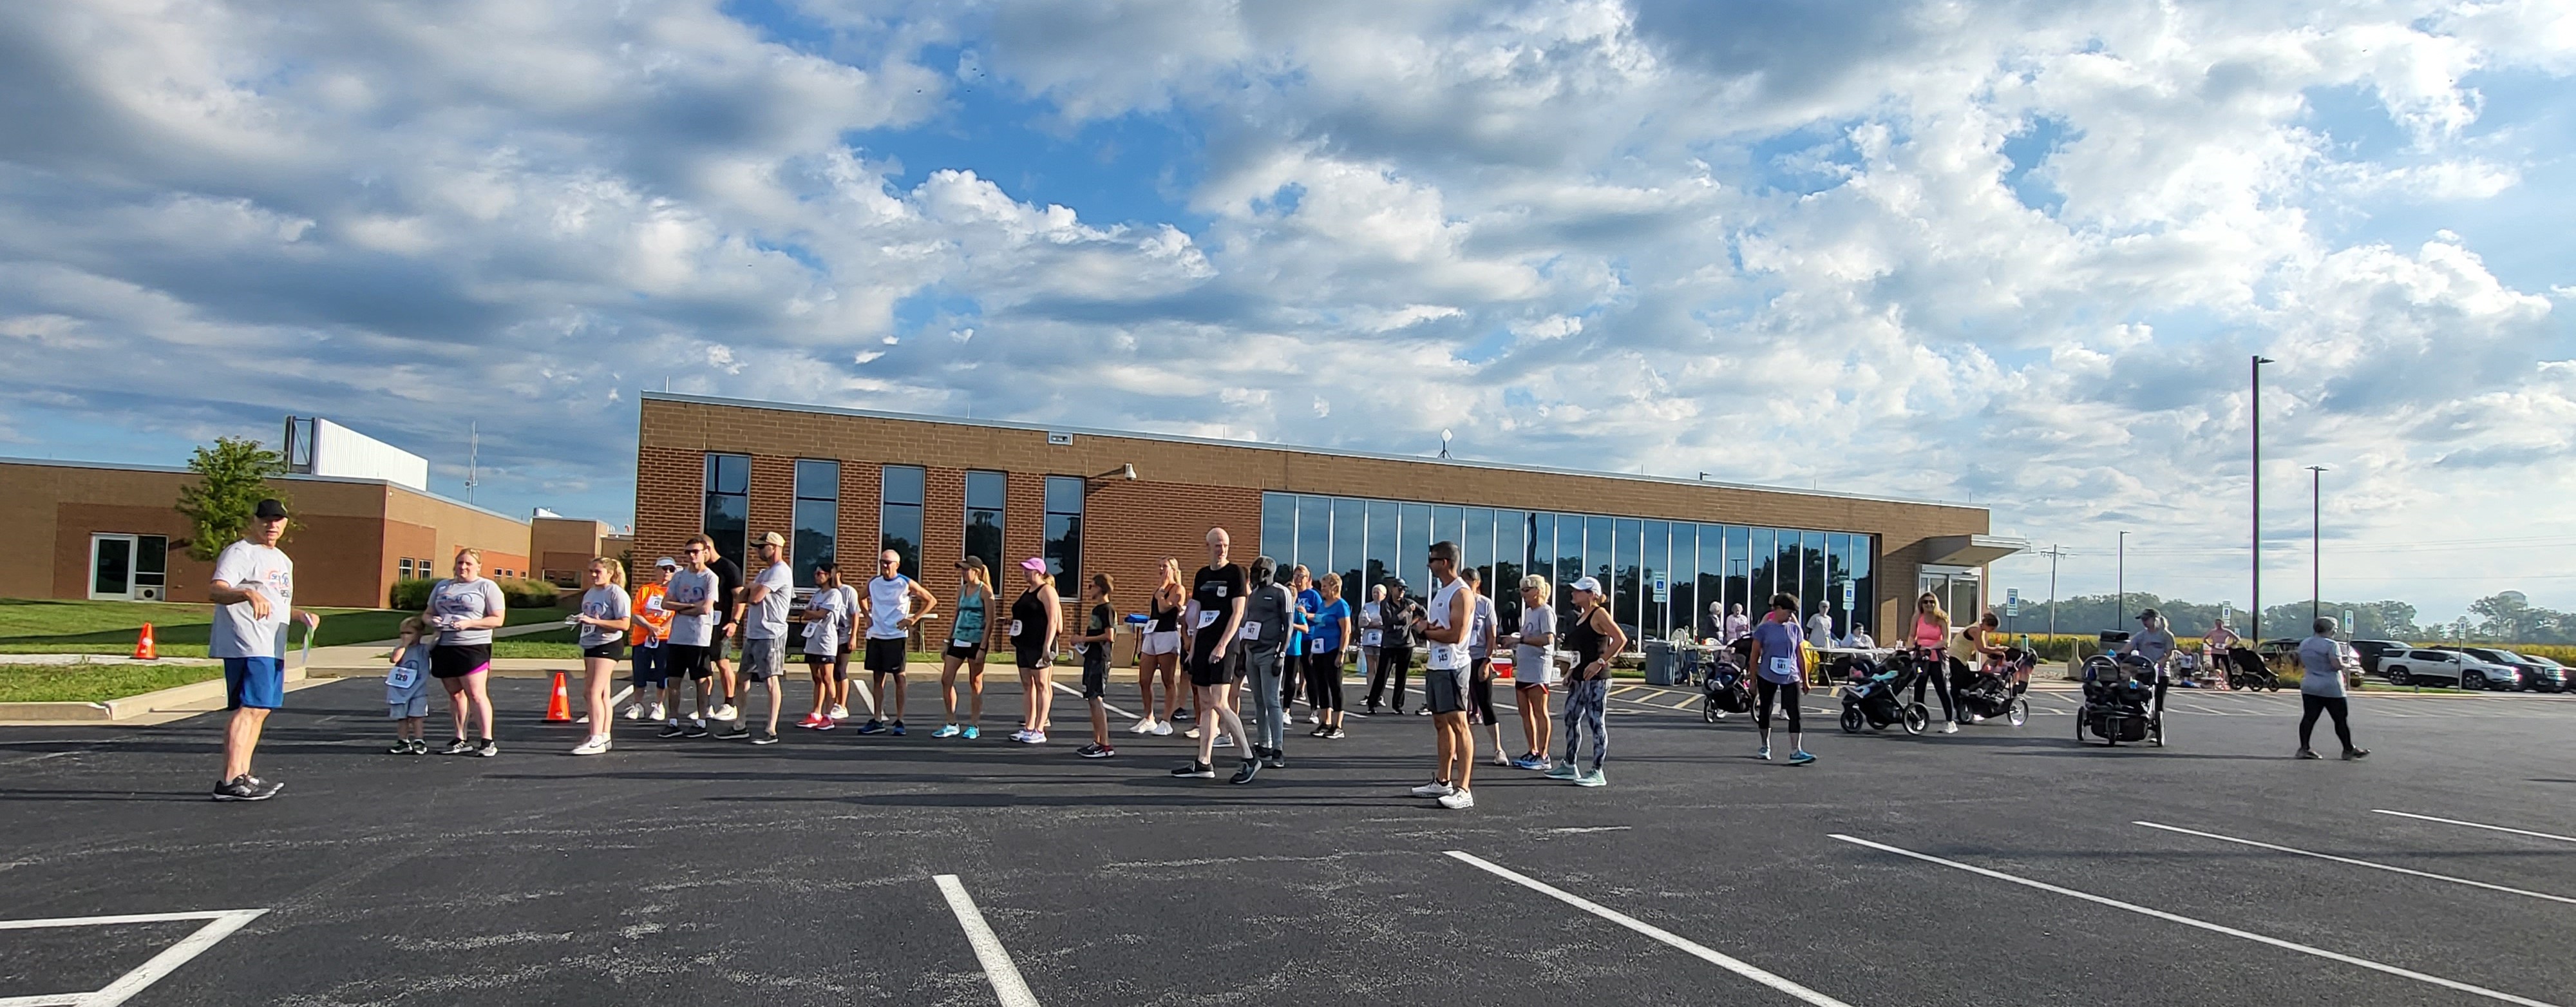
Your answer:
[1838,652,1931,734]
[2223,646,2280,692]
[1700,651,1752,722]
[2076,632,2165,747]
[1953,649,2032,728]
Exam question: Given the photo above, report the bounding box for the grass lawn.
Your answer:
[0,662,225,704]
[0,598,562,655]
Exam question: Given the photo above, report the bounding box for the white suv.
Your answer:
[2378,648,2520,689]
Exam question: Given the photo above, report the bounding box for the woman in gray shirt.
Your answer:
[2295,617,2368,760]
[424,550,508,756]
[571,558,632,756]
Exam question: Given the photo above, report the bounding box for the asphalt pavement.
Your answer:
[0,675,2570,1006]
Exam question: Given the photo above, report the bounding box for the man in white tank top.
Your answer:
[1408,540,1477,810]
[857,550,939,734]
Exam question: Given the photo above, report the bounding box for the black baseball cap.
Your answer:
[253,499,289,520]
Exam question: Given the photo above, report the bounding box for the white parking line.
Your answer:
[932,875,1041,1007]
[2135,821,2576,906]
[1444,850,1853,1007]
[2372,810,2576,845]
[0,909,269,1007]
[1828,835,2559,1007]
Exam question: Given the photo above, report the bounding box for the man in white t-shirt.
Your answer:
[723,532,794,744]
[857,549,939,735]
[209,498,318,801]
[1806,605,1835,650]
[658,535,724,738]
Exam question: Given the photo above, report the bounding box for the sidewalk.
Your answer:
[305,621,574,678]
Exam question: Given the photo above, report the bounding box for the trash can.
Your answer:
[1643,640,1681,686]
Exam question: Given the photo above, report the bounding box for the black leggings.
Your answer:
[1280,652,1305,711]
[1468,658,1498,725]
[2298,695,2353,751]
[1307,650,1345,712]
[1913,657,1957,722]
[1366,645,1413,711]
[1756,678,1802,733]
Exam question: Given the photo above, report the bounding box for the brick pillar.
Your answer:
[747,454,795,581]
[923,466,964,580]
[842,461,880,570]
[633,445,701,585]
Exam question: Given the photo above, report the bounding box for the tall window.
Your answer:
[965,471,1006,577]
[1045,475,1084,597]
[703,453,750,570]
[793,460,838,591]
[881,465,924,577]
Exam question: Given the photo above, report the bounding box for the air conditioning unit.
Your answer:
[135,586,164,602]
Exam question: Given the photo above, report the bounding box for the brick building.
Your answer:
[633,393,2023,644]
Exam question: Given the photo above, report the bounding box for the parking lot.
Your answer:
[1,676,2570,1006]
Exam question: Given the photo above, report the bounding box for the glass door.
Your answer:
[90,534,136,600]
[1918,565,1984,627]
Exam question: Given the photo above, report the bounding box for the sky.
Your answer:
[2,0,2571,624]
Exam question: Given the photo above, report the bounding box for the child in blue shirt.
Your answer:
[386,617,433,754]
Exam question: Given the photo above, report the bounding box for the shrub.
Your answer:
[389,576,561,609]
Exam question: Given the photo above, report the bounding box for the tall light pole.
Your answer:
[2251,355,2274,639]
[2307,465,2325,624]
[2116,530,2129,629]
[2040,544,2067,640]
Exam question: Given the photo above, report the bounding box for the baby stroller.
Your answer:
[1839,652,1931,735]
[1953,649,2032,728]
[2076,632,2165,747]
[1701,652,1752,722]
[2223,647,2280,692]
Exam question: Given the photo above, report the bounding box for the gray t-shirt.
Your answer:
[209,540,293,660]
[747,562,794,640]
[578,586,631,649]
[428,578,506,646]
[1513,603,1556,676]
[2297,636,2349,698]
[2130,625,2177,665]
[1242,582,1294,657]
[1468,593,1498,661]
[665,568,719,646]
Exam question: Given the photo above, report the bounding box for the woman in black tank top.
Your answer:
[1009,561,1061,744]
[1566,602,1611,680]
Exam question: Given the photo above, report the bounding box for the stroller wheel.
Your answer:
[1703,698,1719,724]
[1839,707,1864,734]
[2149,714,2166,747]
[2007,698,2029,728]
[1901,704,1929,736]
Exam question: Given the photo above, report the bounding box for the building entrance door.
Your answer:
[90,534,136,600]
[1918,565,1983,625]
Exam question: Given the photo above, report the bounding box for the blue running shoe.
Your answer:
[856,720,886,735]
[1787,750,1816,765]
[890,720,907,736]
[961,725,980,740]
[1756,745,1772,761]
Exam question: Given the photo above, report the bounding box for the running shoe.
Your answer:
[1150,721,1173,736]
[1940,722,1959,734]
[827,704,849,720]
[1488,754,1513,766]
[473,739,499,758]
[961,725,980,740]
[1435,789,1475,809]
[1130,718,1157,734]
[386,740,415,754]
[571,736,612,756]
[1264,748,1287,769]
[1077,743,1117,759]
[1511,753,1547,771]
[2294,748,2321,760]
[1212,734,1233,749]
[1410,780,1456,797]
[657,721,687,739]
[1786,750,1815,766]
[1184,726,1202,740]
[796,713,826,730]
[1229,759,1260,784]
[1173,708,1195,721]
[1323,727,1347,739]
[681,719,710,738]
[1755,745,1772,761]
[409,738,430,754]
[890,720,907,736]
[210,775,283,801]
[1542,764,1579,780]
[715,724,750,740]
[933,724,962,738]
[647,702,667,721]
[2342,748,2371,760]
[711,704,739,722]
[750,731,779,746]
[1010,729,1033,743]
[1573,769,1607,787]
[440,738,476,755]
[1023,731,1047,745]
[1414,707,1430,716]
[1309,725,1331,737]
[857,719,886,735]
[813,717,836,731]
[1171,761,1216,779]
[622,703,647,721]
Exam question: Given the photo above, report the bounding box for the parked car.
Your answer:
[2254,638,2304,673]
[2382,647,2520,689]
[2347,639,2409,675]
[2458,647,2568,693]
[2519,654,2575,693]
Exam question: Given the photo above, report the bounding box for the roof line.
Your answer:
[639,391,1979,512]
[0,456,531,525]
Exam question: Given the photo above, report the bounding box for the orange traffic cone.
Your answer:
[545,671,573,723]
[133,622,156,661]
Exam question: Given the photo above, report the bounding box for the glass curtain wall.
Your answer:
[1255,494,1878,651]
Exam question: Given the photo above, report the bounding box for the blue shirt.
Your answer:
[1310,598,1350,652]
[1290,588,1321,656]
[1750,619,1805,685]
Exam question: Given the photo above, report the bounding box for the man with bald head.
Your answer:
[1171,527,1258,783]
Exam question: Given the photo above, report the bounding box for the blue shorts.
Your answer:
[223,657,286,711]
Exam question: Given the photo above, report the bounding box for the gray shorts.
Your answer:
[388,695,430,719]
[1423,664,1471,715]
[741,636,788,681]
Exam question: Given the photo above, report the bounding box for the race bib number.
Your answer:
[645,595,664,612]
[1240,621,1262,641]
[386,664,419,689]
[1362,629,1383,646]
[1766,656,1796,678]
[1007,620,1023,638]
[1196,610,1218,629]
[1213,585,1227,598]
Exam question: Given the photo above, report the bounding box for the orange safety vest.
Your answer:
[630,582,674,644]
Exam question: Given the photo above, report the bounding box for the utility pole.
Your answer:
[2039,544,2067,641]
[464,421,480,504]
[2307,465,2326,626]
[2251,354,2274,640]
[2116,531,2129,629]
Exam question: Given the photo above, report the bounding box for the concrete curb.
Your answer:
[0,666,310,723]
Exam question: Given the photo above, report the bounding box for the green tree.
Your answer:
[175,436,288,562]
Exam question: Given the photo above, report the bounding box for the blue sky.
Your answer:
[2,0,2572,622]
